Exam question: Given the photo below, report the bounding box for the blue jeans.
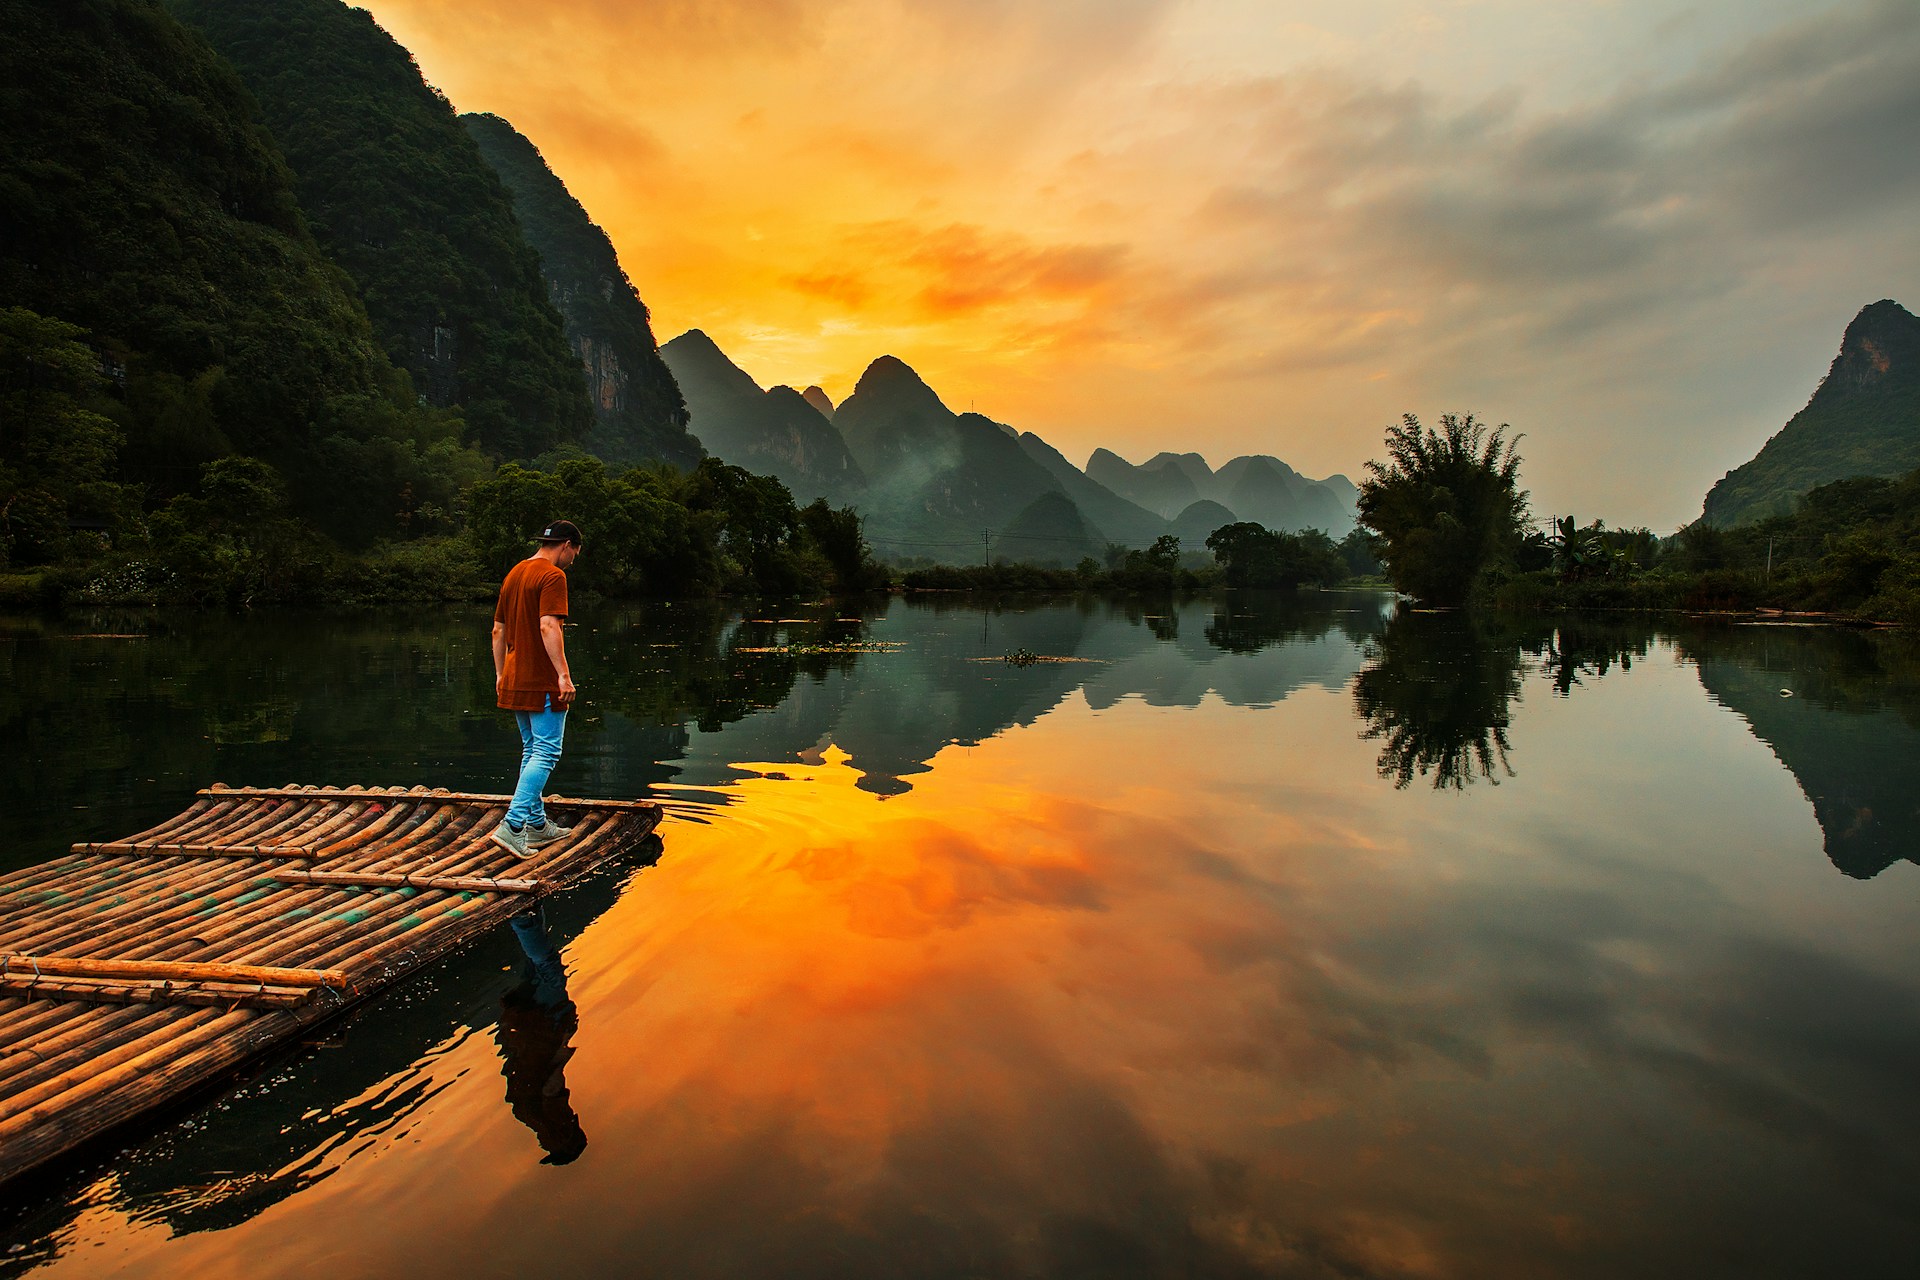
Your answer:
[508,696,567,830]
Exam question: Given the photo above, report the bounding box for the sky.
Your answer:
[360,0,1920,530]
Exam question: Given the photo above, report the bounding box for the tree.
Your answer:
[0,308,139,568]
[1336,527,1382,578]
[1357,413,1528,606]
[798,499,883,594]
[1546,515,1606,580]
[1205,522,1345,588]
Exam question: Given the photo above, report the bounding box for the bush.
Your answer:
[326,537,490,605]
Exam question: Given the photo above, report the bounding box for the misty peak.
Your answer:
[802,385,836,420]
[660,329,764,396]
[849,354,952,415]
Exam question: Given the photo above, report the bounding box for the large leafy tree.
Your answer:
[0,308,139,567]
[1358,413,1529,606]
[1205,521,1345,589]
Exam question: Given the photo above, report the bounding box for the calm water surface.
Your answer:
[2,594,1918,1279]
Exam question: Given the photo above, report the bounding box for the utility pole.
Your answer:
[1766,536,1773,583]
[983,529,992,568]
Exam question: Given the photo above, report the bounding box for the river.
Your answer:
[2,593,1917,1278]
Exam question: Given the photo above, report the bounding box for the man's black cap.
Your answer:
[534,519,583,546]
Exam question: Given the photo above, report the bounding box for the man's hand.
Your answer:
[491,621,508,699]
[540,614,574,709]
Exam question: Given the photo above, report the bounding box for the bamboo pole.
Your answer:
[203,784,662,813]
[271,870,546,894]
[0,862,273,959]
[0,1007,255,1136]
[293,815,641,975]
[0,1009,178,1108]
[0,1007,228,1125]
[0,860,150,928]
[0,999,102,1053]
[0,976,311,1011]
[0,1006,153,1086]
[0,1006,294,1184]
[310,795,439,860]
[203,796,350,859]
[75,799,223,852]
[0,956,346,989]
[71,842,314,859]
[334,801,477,871]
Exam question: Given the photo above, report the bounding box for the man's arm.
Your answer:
[540,614,576,704]
[491,621,508,697]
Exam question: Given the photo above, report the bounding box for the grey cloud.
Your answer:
[1183,0,1919,360]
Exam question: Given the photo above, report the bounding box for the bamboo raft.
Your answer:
[0,783,661,1187]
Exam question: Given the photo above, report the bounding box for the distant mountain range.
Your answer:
[665,331,1359,562]
[659,330,860,500]
[1703,299,1920,527]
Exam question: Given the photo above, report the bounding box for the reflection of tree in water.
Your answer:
[1202,590,1375,655]
[1535,621,1656,697]
[1115,597,1181,641]
[1353,611,1532,790]
[588,602,877,733]
[496,908,586,1165]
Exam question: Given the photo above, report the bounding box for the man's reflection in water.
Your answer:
[495,906,587,1165]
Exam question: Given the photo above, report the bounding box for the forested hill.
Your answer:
[461,112,700,470]
[169,0,591,459]
[1703,299,1920,527]
[0,0,482,552]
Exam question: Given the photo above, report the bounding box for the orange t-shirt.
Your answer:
[494,558,570,710]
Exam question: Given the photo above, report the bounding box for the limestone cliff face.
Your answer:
[461,112,701,469]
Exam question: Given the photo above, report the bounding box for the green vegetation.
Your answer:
[0,309,140,569]
[467,456,883,599]
[1204,523,1345,588]
[1357,413,1529,606]
[0,0,471,545]
[1495,469,1920,624]
[170,0,591,459]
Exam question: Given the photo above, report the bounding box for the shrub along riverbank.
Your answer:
[1486,467,1920,626]
[0,452,888,610]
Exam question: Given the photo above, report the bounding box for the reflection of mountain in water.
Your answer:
[1686,627,1920,879]
[672,593,1396,795]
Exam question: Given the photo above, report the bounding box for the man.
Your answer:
[490,519,582,857]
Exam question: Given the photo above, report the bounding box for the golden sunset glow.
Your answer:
[352,0,1920,527]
